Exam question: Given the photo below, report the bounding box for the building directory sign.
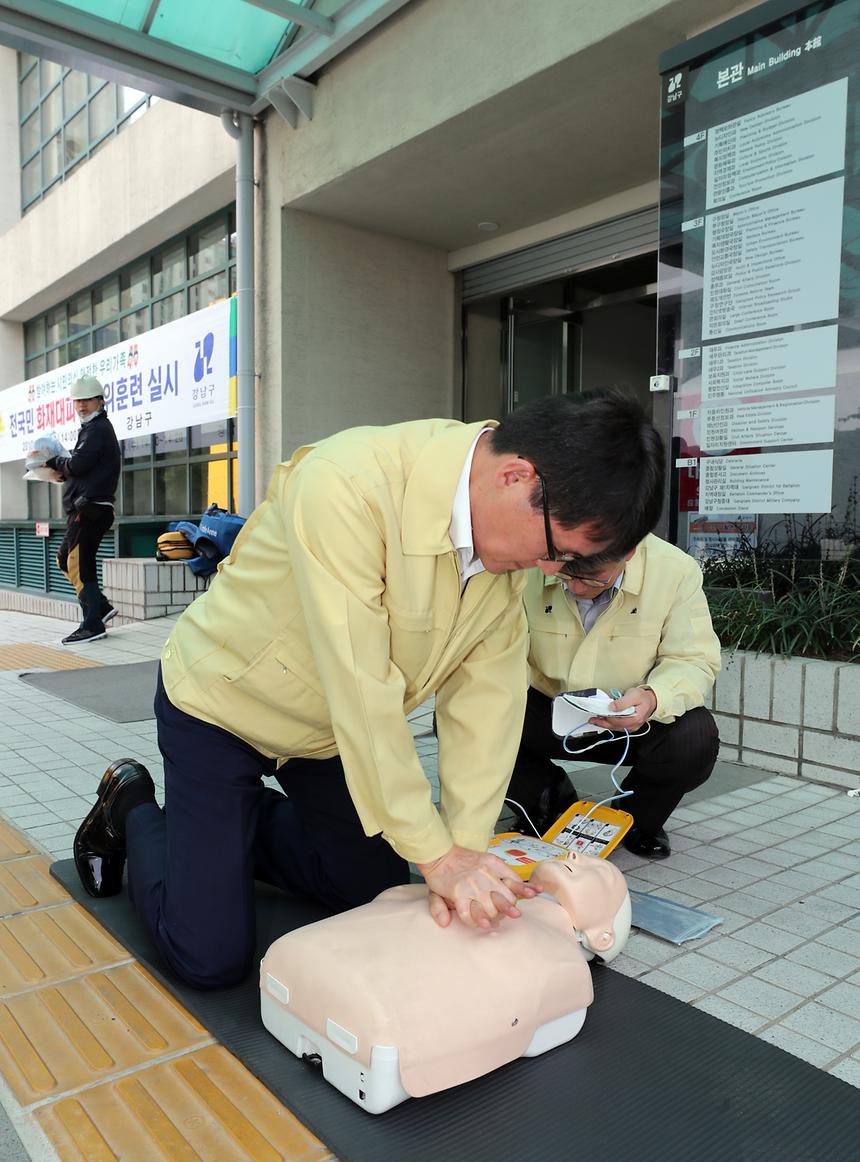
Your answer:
[658,0,859,546]
[0,298,236,465]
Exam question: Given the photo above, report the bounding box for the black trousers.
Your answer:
[125,668,410,988]
[57,504,114,632]
[508,687,719,835]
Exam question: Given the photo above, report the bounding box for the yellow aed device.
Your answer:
[488,800,634,880]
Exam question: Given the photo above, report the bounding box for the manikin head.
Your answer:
[531,851,632,962]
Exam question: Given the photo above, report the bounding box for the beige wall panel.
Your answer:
[273,209,454,465]
[0,48,20,238]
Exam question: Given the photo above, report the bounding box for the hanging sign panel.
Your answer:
[658,0,859,539]
[0,298,237,464]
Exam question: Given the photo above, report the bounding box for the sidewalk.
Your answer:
[0,607,857,1159]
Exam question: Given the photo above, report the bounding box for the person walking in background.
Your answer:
[46,375,121,645]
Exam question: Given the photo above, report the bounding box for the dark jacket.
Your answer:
[51,410,121,516]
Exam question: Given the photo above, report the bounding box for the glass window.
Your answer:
[25,318,45,357]
[191,421,230,452]
[121,260,150,310]
[89,84,117,140]
[68,334,92,361]
[40,86,62,139]
[46,306,67,347]
[152,290,186,328]
[40,59,61,89]
[154,465,188,514]
[69,292,92,334]
[64,108,88,164]
[189,221,228,279]
[93,277,120,324]
[22,156,41,205]
[122,436,152,461]
[155,429,187,460]
[63,70,88,113]
[188,271,228,314]
[120,307,150,339]
[20,67,39,116]
[26,355,47,378]
[46,346,66,370]
[42,133,62,185]
[94,322,120,350]
[21,111,40,160]
[152,241,186,296]
[122,469,152,516]
[119,85,146,115]
[191,460,229,513]
[19,53,38,78]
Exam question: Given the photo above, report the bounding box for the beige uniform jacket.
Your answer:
[526,534,721,723]
[161,419,528,864]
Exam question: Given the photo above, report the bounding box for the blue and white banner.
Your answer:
[0,299,236,464]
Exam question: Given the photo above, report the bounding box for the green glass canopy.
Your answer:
[0,0,410,117]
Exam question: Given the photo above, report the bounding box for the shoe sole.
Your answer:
[102,608,117,624]
[62,631,107,645]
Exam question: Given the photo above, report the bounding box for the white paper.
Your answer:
[702,177,844,340]
[699,449,833,513]
[706,78,848,209]
[699,395,835,451]
[701,326,838,402]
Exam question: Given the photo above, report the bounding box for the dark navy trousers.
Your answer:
[125,668,410,988]
[509,687,720,835]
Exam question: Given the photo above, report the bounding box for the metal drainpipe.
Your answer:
[221,110,255,517]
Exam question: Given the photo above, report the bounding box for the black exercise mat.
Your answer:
[51,859,857,1162]
[20,660,158,722]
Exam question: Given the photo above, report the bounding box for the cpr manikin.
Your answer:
[260,852,631,1113]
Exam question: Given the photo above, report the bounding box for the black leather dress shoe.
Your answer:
[74,759,155,897]
[509,779,579,837]
[623,825,671,860]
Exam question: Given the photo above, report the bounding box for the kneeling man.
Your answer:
[507,534,721,859]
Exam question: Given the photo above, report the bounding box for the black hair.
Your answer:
[489,390,665,557]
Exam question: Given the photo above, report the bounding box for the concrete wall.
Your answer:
[273,209,455,465]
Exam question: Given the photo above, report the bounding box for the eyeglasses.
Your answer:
[562,571,618,588]
[533,467,581,568]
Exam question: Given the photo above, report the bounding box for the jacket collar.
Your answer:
[401,420,498,555]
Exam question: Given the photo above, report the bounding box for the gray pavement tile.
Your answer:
[708,835,751,855]
[658,852,720,876]
[765,904,850,939]
[672,877,726,903]
[693,995,767,1034]
[717,977,802,1020]
[700,936,774,973]
[714,891,778,919]
[661,951,741,990]
[607,956,650,978]
[766,868,837,892]
[742,879,804,905]
[623,933,678,968]
[817,981,860,1021]
[750,846,798,868]
[759,1025,839,1069]
[787,942,860,979]
[753,958,833,996]
[781,1002,860,1053]
[693,864,759,890]
[725,855,786,877]
[732,922,806,955]
[818,927,860,957]
[638,970,706,1003]
[828,1058,860,1087]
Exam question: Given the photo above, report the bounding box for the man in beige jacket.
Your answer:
[74,392,664,987]
[507,534,721,859]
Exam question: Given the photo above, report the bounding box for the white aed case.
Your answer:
[260,853,631,1114]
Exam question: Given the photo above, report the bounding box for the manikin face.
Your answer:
[74,396,102,420]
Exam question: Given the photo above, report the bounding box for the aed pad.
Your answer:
[489,800,633,879]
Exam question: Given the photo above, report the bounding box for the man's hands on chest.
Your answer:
[418,845,541,930]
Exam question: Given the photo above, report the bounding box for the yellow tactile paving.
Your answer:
[0,644,102,671]
[0,856,71,914]
[0,962,212,1103]
[0,819,35,860]
[35,1044,335,1161]
[0,902,129,996]
[0,820,333,1160]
